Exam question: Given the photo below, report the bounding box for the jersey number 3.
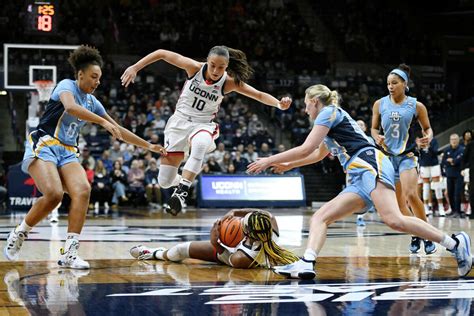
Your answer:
[391,123,400,139]
[191,97,206,111]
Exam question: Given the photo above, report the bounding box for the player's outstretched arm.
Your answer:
[60,91,123,140]
[271,145,330,173]
[102,113,167,155]
[121,49,201,87]
[229,82,292,110]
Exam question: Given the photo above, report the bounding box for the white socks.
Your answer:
[16,220,32,233]
[303,249,317,261]
[440,234,457,251]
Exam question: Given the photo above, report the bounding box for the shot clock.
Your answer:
[25,0,58,35]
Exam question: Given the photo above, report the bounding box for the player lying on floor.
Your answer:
[130,209,299,268]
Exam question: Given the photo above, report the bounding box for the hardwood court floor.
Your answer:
[0,207,473,315]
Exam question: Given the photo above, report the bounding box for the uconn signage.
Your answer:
[198,174,306,208]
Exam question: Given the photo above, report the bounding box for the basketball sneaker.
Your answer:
[409,237,421,254]
[57,240,90,269]
[448,232,473,277]
[165,187,188,216]
[130,245,167,260]
[273,258,316,279]
[424,240,437,255]
[3,227,28,261]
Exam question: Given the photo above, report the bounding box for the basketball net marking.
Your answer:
[34,80,55,102]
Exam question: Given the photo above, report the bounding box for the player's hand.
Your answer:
[278,96,292,110]
[210,220,221,246]
[374,135,385,146]
[103,121,123,140]
[247,157,271,174]
[121,65,138,87]
[149,144,167,156]
[271,162,291,174]
[417,136,430,149]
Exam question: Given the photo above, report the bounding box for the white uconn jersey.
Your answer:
[175,64,226,122]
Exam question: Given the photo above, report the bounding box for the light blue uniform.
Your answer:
[315,105,395,209]
[22,79,106,174]
[379,95,418,180]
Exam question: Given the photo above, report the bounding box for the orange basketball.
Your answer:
[219,217,244,247]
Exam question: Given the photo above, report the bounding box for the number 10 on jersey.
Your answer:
[192,97,206,111]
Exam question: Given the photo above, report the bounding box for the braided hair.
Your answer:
[243,211,299,267]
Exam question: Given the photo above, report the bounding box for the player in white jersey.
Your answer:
[121,46,292,215]
[129,209,299,268]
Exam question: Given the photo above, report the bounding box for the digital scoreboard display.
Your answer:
[25,0,58,34]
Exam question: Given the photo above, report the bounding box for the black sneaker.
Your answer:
[410,237,421,254]
[165,187,188,216]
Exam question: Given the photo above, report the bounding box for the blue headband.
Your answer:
[390,69,408,83]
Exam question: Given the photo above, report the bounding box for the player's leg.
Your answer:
[372,181,472,276]
[130,241,218,263]
[4,159,63,261]
[57,162,92,269]
[275,192,365,279]
[167,131,214,215]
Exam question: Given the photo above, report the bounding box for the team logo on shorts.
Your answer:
[389,111,401,122]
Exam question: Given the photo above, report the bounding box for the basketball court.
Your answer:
[1,207,473,315]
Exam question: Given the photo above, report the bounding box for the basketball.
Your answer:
[219,217,244,247]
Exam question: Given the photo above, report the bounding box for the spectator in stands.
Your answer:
[461,130,472,215]
[100,150,113,172]
[79,147,95,170]
[82,160,94,184]
[206,156,223,173]
[462,131,474,218]
[232,151,249,173]
[462,129,472,147]
[219,152,233,171]
[111,160,128,207]
[213,142,227,164]
[442,133,465,217]
[259,143,272,158]
[243,144,258,163]
[144,158,162,209]
[127,159,145,202]
[91,160,111,213]
[109,140,124,162]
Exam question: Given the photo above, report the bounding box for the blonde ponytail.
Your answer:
[305,84,340,106]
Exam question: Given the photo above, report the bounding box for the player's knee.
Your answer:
[381,214,405,231]
[191,132,213,158]
[43,188,64,205]
[72,183,91,201]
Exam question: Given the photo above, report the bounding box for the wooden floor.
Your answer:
[1,207,474,315]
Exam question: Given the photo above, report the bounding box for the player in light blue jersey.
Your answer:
[247,84,471,280]
[371,64,435,255]
[4,46,166,269]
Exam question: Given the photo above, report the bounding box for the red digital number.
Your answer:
[37,15,52,32]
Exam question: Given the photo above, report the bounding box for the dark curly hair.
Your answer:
[67,45,103,78]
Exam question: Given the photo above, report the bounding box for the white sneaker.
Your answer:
[273,258,316,279]
[4,269,22,304]
[438,207,446,217]
[3,228,28,261]
[130,245,167,260]
[50,209,59,223]
[104,202,110,211]
[449,232,473,277]
[57,240,90,269]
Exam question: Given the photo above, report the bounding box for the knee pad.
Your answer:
[166,242,191,262]
[422,183,431,200]
[432,181,443,200]
[184,132,213,174]
[158,165,180,188]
